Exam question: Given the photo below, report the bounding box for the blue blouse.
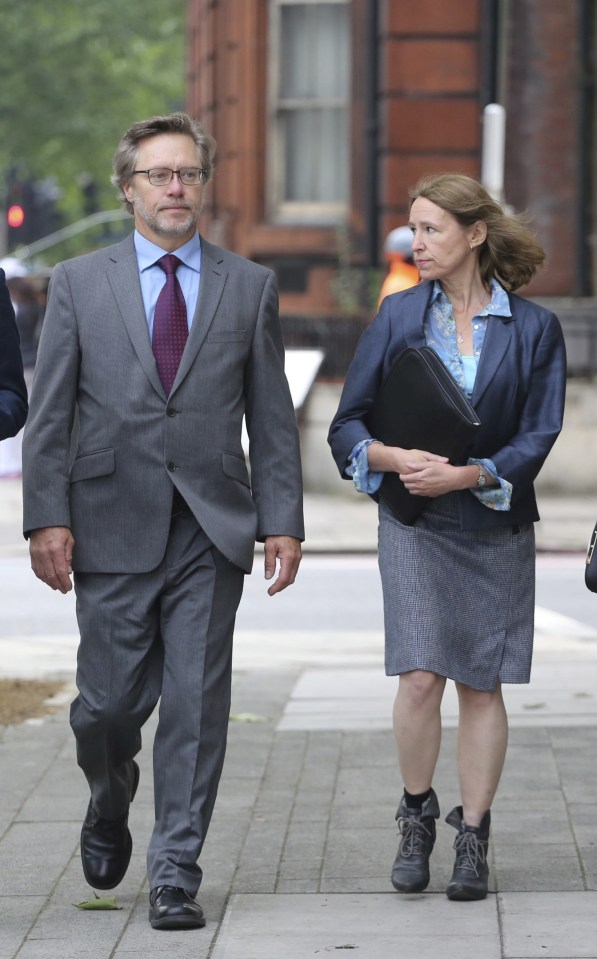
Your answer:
[347,278,513,511]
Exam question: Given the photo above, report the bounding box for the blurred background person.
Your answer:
[0,268,28,446]
[0,275,39,477]
[377,226,420,308]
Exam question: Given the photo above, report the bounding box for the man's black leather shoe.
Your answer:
[149,886,206,930]
[80,760,140,889]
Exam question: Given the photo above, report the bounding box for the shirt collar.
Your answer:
[430,277,511,317]
[134,230,202,274]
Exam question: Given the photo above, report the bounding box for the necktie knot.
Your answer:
[157,253,182,276]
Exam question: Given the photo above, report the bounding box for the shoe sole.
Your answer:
[149,913,206,930]
[446,882,488,901]
[391,878,430,894]
[81,760,140,890]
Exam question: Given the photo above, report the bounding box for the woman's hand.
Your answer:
[400,460,481,498]
[367,442,449,476]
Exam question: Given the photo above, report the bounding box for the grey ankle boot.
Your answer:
[391,789,440,893]
[445,806,491,901]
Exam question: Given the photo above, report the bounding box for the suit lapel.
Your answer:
[170,238,227,391]
[106,236,167,398]
[105,234,228,398]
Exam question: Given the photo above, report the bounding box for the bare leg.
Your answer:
[391,670,445,894]
[393,670,447,792]
[455,681,508,826]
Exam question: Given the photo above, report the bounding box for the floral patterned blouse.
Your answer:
[347,277,513,511]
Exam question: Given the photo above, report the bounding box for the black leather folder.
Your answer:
[367,346,481,525]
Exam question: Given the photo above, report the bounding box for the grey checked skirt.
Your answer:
[378,493,535,691]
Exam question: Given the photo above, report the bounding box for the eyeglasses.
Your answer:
[132,168,206,186]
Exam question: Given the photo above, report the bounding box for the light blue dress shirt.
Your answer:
[133,230,201,337]
[348,278,513,511]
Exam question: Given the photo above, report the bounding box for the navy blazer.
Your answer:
[328,281,567,530]
[0,269,28,440]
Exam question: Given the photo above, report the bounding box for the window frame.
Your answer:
[267,0,351,224]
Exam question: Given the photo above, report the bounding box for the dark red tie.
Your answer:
[152,254,188,393]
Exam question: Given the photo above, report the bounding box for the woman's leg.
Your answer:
[393,669,446,790]
[455,681,508,825]
[445,681,508,901]
[391,670,446,893]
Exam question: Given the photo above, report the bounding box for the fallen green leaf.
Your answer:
[229,712,265,723]
[73,895,121,910]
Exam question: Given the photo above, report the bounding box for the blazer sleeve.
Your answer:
[22,262,79,534]
[327,297,393,478]
[243,270,305,541]
[0,270,28,439]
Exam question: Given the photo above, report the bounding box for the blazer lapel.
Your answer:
[472,313,513,406]
[388,281,515,407]
[401,282,434,349]
[170,238,227,391]
[106,236,166,398]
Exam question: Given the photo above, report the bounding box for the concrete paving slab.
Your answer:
[499,891,597,958]
[494,845,585,892]
[0,896,46,957]
[0,822,79,896]
[210,892,502,959]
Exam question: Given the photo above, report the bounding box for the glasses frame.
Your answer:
[132,168,206,186]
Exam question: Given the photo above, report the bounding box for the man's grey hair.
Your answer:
[112,112,217,213]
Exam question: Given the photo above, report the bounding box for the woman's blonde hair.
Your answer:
[409,173,545,291]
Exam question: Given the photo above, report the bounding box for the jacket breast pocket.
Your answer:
[70,448,115,483]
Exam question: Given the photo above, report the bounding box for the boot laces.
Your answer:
[453,830,486,876]
[398,816,433,857]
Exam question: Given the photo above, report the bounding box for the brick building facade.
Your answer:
[187,0,595,357]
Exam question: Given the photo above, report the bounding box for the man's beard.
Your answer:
[149,207,197,237]
[134,195,202,238]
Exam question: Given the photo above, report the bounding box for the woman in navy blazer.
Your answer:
[0,268,28,439]
[329,174,566,902]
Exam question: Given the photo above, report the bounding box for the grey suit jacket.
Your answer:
[22,235,304,573]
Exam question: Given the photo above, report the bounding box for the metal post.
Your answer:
[481,103,506,205]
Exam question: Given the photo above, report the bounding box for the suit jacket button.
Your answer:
[166,407,177,417]
[167,461,176,472]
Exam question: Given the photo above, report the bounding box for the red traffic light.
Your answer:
[7,204,25,229]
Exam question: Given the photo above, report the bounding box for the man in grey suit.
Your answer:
[22,113,304,930]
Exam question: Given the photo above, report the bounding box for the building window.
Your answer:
[268,0,350,223]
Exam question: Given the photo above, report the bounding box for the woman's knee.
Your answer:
[456,682,504,711]
[398,670,445,710]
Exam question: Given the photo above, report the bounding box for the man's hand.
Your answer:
[263,535,302,596]
[29,526,75,594]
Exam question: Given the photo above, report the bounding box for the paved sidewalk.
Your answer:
[1,483,597,957]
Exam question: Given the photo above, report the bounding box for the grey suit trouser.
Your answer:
[70,502,245,895]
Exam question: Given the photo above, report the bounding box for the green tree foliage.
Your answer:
[0,0,185,220]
